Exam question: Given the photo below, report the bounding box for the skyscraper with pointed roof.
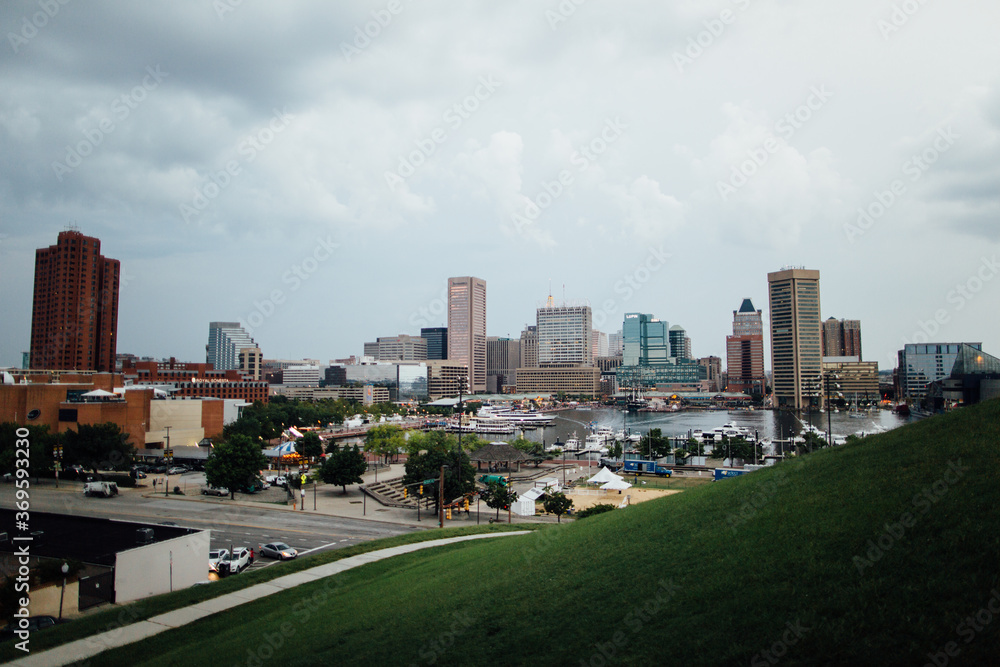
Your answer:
[726,297,765,396]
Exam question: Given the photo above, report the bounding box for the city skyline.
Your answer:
[1,2,999,370]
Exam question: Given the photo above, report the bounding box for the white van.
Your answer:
[83,481,119,497]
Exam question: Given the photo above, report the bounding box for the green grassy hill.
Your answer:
[97,400,1000,666]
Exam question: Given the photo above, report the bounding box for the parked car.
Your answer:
[221,547,251,574]
[0,616,60,641]
[260,542,298,560]
[66,464,86,479]
[166,466,188,475]
[201,485,229,497]
[209,549,229,569]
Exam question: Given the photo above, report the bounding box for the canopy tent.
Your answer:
[587,467,622,485]
[264,441,299,458]
[600,477,632,491]
[82,389,116,397]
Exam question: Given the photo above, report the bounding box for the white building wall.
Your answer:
[146,400,206,447]
[115,530,211,603]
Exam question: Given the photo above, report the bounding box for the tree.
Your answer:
[607,440,624,460]
[404,446,475,515]
[482,480,518,521]
[365,424,405,464]
[800,431,827,453]
[62,422,134,474]
[296,431,323,461]
[719,436,762,463]
[205,435,268,499]
[686,438,705,456]
[639,428,671,459]
[318,445,367,494]
[0,423,57,479]
[542,492,573,522]
[511,438,552,467]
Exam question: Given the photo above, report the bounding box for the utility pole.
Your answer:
[439,465,445,528]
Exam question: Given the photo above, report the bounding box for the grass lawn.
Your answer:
[620,474,713,490]
[0,523,533,663]
[85,399,1000,665]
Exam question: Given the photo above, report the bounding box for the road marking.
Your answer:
[298,540,352,556]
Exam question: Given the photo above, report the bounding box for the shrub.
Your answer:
[575,504,617,519]
[99,473,136,488]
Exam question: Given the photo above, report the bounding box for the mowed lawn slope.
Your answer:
[97,400,1000,666]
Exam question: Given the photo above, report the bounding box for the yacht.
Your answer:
[579,433,610,455]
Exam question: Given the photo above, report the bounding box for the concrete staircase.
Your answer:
[361,477,419,509]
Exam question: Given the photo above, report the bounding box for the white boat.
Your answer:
[578,433,609,455]
[563,433,582,452]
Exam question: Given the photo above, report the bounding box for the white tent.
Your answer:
[82,389,116,397]
[600,477,632,491]
[264,441,298,458]
[587,467,622,485]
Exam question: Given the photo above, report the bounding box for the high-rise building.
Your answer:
[623,314,668,367]
[206,322,257,371]
[822,318,863,359]
[591,330,609,360]
[668,325,692,361]
[420,327,448,360]
[519,325,538,368]
[238,346,263,381]
[698,356,723,392]
[609,330,624,357]
[447,276,487,393]
[726,298,766,396]
[486,337,521,393]
[283,365,321,387]
[30,230,120,371]
[768,268,822,410]
[537,301,592,367]
[363,335,428,361]
[617,313,702,389]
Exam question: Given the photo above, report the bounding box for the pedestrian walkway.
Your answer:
[10,531,531,667]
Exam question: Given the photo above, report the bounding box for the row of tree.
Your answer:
[0,422,134,478]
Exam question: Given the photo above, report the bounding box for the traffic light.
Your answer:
[418,484,423,496]
[403,488,408,498]
[463,498,469,511]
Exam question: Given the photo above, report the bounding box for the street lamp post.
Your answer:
[58,562,68,620]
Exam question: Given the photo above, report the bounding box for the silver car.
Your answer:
[260,542,298,560]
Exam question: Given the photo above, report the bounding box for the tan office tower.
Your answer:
[447,276,487,393]
[767,268,822,410]
[30,230,120,371]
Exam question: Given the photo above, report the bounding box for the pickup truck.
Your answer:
[83,481,119,497]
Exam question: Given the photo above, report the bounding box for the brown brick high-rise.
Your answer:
[30,230,120,371]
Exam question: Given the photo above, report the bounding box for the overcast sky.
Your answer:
[2,0,998,372]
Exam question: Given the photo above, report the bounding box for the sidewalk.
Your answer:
[10,531,531,667]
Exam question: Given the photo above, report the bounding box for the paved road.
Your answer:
[2,480,422,567]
